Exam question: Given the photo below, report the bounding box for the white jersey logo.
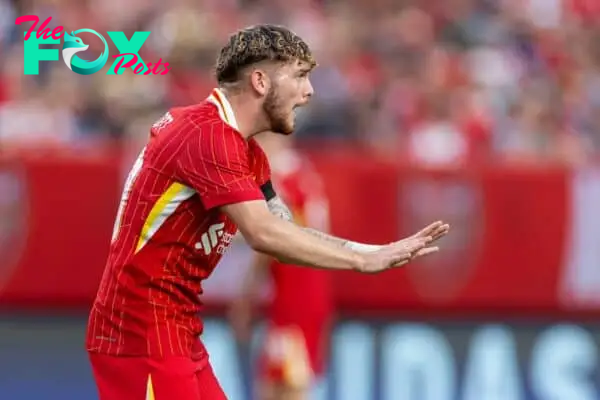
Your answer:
[195,223,233,255]
[152,112,173,132]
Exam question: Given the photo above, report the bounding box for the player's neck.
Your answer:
[218,88,269,139]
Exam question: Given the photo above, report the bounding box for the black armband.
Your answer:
[260,180,276,201]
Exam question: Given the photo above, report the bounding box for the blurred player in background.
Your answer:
[86,24,449,400]
[230,133,333,400]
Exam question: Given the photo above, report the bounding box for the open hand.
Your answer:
[356,221,450,273]
[391,220,450,267]
[408,220,450,243]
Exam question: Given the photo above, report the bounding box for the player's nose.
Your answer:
[305,79,314,99]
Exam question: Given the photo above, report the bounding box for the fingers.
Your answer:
[401,236,432,252]
[390,259,410,269]
[430,224,450,241]
[412,221,443,239]
[390,246,439,269]
[414,246,439,257]
[391,235,432,249]
[413,221,450,241]
[382,223,450,271]
[387,237,429,265]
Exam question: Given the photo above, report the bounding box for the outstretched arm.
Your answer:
[221,175,448,273]
[266,195,382,253]
[223,198,446,273]
[262,177,449,266]
[175,118,444,273]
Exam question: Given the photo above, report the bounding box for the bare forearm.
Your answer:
[250,216,364,271]
[267,195,382,254]
[300,227,382,252]
[301,227,348,247]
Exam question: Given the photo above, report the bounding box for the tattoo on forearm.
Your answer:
[266,196,294,221]
[267,196,348,247]
[302,227,349,247]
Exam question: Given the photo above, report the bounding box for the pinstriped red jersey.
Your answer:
[86,88,270,357]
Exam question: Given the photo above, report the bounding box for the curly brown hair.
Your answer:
[215,24,317,85]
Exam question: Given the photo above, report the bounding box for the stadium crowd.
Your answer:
[1,0,600,166]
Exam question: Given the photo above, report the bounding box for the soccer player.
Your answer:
[229,133,333,400]
[86,24,450,400]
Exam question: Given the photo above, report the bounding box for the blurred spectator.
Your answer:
[0,0,598,165]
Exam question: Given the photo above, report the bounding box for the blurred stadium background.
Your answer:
[2,0,600,399]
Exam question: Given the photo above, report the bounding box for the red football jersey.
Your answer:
[266,149,334,373]
[86,89,270,358]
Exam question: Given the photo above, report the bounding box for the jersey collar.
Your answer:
[207,88,240,131]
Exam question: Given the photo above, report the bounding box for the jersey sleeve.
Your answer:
[249,138,274,200]
[249,138,271,186]
[259,179,277,201]
[176,122,265,210]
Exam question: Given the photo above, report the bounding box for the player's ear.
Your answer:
[249,68,269,97]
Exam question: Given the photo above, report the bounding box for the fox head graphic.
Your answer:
[60,29,109,75]
[62,31,89,71]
